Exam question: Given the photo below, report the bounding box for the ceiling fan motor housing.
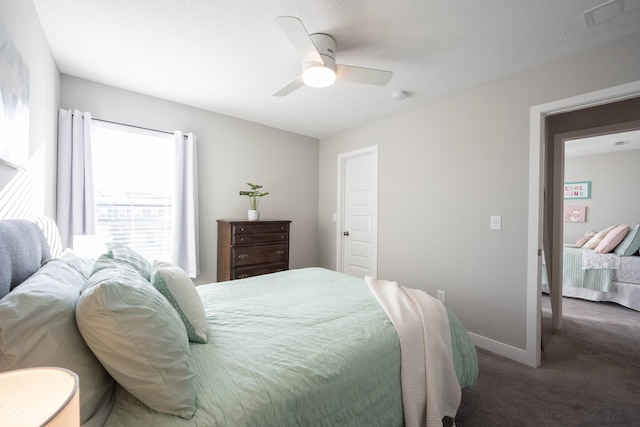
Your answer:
[309,33,336,64]
[303,55,336,73]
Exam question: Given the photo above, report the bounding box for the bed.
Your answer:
[542,246,640,311]
[0,218,478,427]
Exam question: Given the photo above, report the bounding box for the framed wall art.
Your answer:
[564,181,590,199]
[564,206,586,223]
[0,23,30,169]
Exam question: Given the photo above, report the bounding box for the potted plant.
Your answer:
[239,182,269,221]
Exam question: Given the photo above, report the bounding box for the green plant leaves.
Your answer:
[239,183,269,210]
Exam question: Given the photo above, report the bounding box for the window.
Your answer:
[91,120,174,261]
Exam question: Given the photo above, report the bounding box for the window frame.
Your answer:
[91,119,175,262]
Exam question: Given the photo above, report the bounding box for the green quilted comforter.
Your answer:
[105,267,477,426]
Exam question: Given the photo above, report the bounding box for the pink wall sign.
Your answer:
[564,206,586,223]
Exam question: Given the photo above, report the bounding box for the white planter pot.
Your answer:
[248,210,260,221]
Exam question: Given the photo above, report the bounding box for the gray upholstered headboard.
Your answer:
[0,219,52,299]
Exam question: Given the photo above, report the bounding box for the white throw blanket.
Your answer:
[366,276,461,427]
[582,248,620,270]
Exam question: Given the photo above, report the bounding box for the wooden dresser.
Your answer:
[216,220,291,281]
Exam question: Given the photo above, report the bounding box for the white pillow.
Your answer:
[582,225,617,250]
[575,230,597,248]
[151,261,208,343]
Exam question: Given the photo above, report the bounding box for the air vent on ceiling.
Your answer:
[583,0,640,27]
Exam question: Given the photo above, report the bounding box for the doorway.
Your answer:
[545,98,640,332]
[336,145,378,278]
[528,81,640,367]
[542,123,640,350]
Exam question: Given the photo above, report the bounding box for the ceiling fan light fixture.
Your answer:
[302,63,336,88]
[273,17,392,96]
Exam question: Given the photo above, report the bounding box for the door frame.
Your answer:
[527,80,640,368]
[336,145,379,277]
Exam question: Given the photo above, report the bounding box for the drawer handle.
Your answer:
[238,254,249,260]
[280,235,285,239]
[275,250,284,256]
[238,274,249,279]
[239,227,245,231]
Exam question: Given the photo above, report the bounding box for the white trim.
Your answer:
[527,80,640,368]
[469,332,531,366]
[336,145,379,277]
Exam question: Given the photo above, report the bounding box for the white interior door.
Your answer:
[337,146,378,278]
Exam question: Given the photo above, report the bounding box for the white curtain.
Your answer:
[171,131,199,278]
[56,109,96,248]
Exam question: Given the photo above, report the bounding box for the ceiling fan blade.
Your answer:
[276,16,323,64]
[273,76,305,97]
[336,64,393,86]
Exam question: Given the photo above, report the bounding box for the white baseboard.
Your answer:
[468,332,536,367]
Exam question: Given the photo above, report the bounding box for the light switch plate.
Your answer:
[490,215,502,230]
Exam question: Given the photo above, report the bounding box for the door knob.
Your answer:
[343,231,349,236]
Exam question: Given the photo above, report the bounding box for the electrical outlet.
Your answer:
[437,290,446,304]
[490,215,502,230]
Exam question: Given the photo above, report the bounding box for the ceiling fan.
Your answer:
[273,16,393,97]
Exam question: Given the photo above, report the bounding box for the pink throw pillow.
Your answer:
[594,224,630,254]
[583,225,617,250]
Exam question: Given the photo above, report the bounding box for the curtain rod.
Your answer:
[92,117,174,136]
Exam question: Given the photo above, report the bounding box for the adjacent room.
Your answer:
[1,0,639,425]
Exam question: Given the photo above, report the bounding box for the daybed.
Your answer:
[0,218,478,427]
[542,224,640,311]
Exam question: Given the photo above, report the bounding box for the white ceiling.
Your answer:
[566,129,640,157]
[32,0,640,139]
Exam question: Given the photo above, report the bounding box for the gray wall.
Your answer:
[318,32,640,351]
[0,0,318,283]
[60,76,319,284]
[0,0,59,216]
[1,0,320,286]
[3,0,640,360]
[564,149,640,244]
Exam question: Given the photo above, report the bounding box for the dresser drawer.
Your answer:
[231,244,289,267]
[232,223,289,235]
[232,263,288,280]
[232,232,288,245]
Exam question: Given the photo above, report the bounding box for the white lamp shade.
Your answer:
[0,367,80,426]
[72,234,112,259]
